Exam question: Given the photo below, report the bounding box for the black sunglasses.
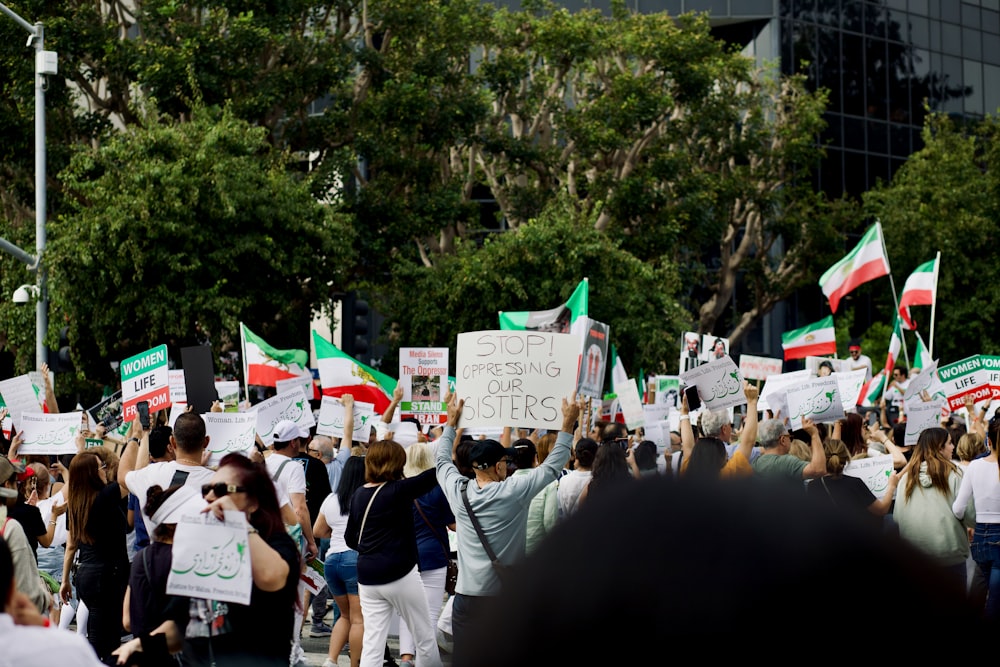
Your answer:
[201,483,246,498]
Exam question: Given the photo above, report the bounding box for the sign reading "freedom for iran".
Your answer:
[121,344,171,421]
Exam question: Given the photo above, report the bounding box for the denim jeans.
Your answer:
[324,549,359,597]
[972,522,1000,619]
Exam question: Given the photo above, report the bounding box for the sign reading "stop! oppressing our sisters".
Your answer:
[456,331,581,430]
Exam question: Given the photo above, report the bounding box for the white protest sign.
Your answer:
[455,331,581,430]
[276,375,312,397]
[202,412,258,467]
[844,454,895,499]
[399,347,449,425]
[214,381,240,412]
[167,510,253,605]
[641,420,672,455]
[651,375,680,408]
[937,355,990,412]
[903,398,946,446]
[904,360,939,402]
[758,370,812,416]
[617,378,645,430]
[784,376,844,429]
[17,412,83,455]
[255,386,316,445]
[805,356,847,376]
[834,369,868,412]
[168,403,186,429]
[679,355,746,412]
[643,403,671,425]
[315,396,376,441]
[738,354,783,381]
[168,369,187,405]
[0,374,42,430]
[121,345,171,421]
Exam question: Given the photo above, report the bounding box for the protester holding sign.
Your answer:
[112,453,301,667]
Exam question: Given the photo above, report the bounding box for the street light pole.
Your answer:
[0,2,55,371]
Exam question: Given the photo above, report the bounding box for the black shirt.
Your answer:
[292,452,333,522]
[9,501,46,559]
[129,541,174,637]
[70,482,128,567]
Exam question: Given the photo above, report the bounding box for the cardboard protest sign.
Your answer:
[121,345,171,421]
[642,403,671,425]
[0,374,42,430]
[576,318,610,399]
[904,398,946,446]
[651,375,681,408]
[784,376,844,429]
[315,396,376,441]
[937,355,990,412]
[455,331,581,430]
[255,386,316,445]
[739,355,782,381]
[844,454,895,499]
[203,412,258,467]
[86,390,124,432]
[17,412,83,455]
[679,355,746,412]
[399,347,449,425]
[275,375,312,397]
[834,369,868,412]
[167,510,253,605]
[757,370,811,416]
[679,332,702,373]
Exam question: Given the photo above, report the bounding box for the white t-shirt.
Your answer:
[0,614,105,666]
[318,492,352,553]
[556,470,591,519]
[125,461,214,535]
[265,452,307,498]
[36,489,67,548]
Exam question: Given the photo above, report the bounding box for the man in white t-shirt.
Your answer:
[265,420,318,560]
[884,365,911,424]
[847,339,873,383]
[118,412,215,537]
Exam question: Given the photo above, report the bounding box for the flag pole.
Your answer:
[879,220,910,370]
[239,322,250,405]
[928,251,940,359]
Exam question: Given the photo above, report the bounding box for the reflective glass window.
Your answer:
[941,22,961,56]
[867,37,888,119]
[866,4,887,37]
[910,0,929,16]
[963,27,982,60]
[908,16,930,48]
[890,123,911,156]
[730,0,775,13]
[842,1,863,31]
[792,0,815,20]
[941,54,964,114]
[843,116,866,150]
[985,34,1000,66]
[985,63,1000,116]
[821,112,843,146]
[819,27,842,111]
[867,154,890,189]
[843,34,865,115]
[867,120,888,154]
[964,59,983,116]
[821,148,845,196]
[815,0,840,26]
[940,0,960,23]
[984,9,1000,35]
[843,150,867,197]
[962,4,981,27]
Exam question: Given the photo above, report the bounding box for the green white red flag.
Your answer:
[240,323,309,387]
[897,255,939,330]
[499,278,588,332]
[912,331,933,373]
[312,330,396,414]
[859,370,886,408]
[883,316,902,376]
[819,223,891,313]
[781,316,836,361]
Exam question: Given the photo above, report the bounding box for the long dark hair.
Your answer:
[66,452,104,545]
[217,453,284,539]
[903,427,956,501]
[685,438,728,480]
[336,457,366,515]
[841,413,867,457]
[588,442,631,498]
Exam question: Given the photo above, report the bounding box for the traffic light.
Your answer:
[47,326,73,373]
[352,298,370,357]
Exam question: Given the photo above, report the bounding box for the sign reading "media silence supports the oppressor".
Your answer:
[121,344,170,421]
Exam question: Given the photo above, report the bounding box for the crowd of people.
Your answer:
[2,363,1000,666]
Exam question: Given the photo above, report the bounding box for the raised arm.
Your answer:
[341,394,355,446]
[736,382,760,462]
[41,363,59,413]
[376,385,402,441]
[800,418,827,479]
[679,391,695,462]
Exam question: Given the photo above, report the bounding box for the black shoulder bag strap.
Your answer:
[414,500,450,560]
[460,480,500,564]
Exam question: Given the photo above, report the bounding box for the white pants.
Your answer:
[397,566,447,656]
[359,566,442,667]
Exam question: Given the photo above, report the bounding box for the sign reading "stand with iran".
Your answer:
[121,344,170,421]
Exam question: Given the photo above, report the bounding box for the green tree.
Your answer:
[864,112,1000,363]
[39,106,353,387]
[378,195,688,374]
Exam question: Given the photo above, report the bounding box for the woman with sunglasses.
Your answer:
[113,452,301,667]
[60,450,131,663]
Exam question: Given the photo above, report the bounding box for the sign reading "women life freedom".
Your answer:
[120,344,171,421]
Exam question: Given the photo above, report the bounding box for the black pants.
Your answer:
[76,561,127,662]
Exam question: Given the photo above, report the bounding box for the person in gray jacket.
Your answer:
[435,392,579,665]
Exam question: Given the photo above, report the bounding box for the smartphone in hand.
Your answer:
[136,400,151,430]
[684,385,702,411]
